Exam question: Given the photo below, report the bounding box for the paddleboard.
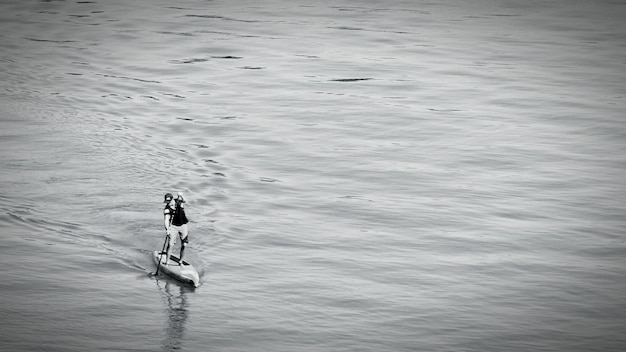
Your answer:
[153,251,200,288]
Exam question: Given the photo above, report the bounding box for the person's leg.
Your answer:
[178,224,189,265]
[165,233,176,265]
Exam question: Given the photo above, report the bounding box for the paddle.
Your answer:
[155,232,169,275]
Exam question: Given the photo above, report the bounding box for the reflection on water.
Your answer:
[156,279,194,352]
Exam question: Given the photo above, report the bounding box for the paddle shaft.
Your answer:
[155,232,169,275]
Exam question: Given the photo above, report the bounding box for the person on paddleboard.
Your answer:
[163,192,189,265]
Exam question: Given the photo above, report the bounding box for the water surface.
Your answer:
[1,0,625,351]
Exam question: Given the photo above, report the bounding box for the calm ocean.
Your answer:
[1,0,625,351]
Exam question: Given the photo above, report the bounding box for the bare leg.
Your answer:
[179,241,186,265]
[165,236,173,265]
[178,224,189,266]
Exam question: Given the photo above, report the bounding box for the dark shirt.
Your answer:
[171,202,188,226]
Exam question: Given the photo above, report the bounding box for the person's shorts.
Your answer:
[169,224,188,245]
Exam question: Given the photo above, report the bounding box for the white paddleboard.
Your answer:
[153,251,200,288]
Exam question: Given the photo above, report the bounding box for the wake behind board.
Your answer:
[153,251,200,288]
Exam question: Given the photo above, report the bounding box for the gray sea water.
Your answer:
[1,0,625,351]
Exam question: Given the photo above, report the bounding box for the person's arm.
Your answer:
[164,209,172,234]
